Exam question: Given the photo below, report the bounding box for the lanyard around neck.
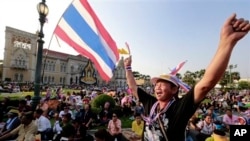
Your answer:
[141,98,175,125]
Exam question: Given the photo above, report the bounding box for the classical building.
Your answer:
[107,57,127,88]
[0,60,3,80]
[2,26,127,88]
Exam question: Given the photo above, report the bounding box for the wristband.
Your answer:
[126,66,132,70]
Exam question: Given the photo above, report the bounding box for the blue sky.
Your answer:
[0,0,249,78]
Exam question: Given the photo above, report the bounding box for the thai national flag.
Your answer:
[176,78,191,92]
[170,60,187,75]
[171,75,191,92]
[54,0,119,81]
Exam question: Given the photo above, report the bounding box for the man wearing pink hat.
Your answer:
[124,14,250,141]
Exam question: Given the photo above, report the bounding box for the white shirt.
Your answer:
[36,115,51,132]
[197,121,215,135]
[53,120,62,134]
[59,110,74,119]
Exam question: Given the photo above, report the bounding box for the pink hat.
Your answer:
[238,116,247,125]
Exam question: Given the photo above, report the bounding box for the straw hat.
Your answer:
[7,109,20,115]
[151,74,179,87]
[7,109,20,116]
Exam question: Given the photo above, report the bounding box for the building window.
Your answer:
[61,63,66,72]
[45,61,48,70]
[63,77,66,84]
[60,63,63,72]
[14,73,18,81]
[64,66,66,72]
[70,77,73,84]
[52,77,54,83]
[48,61,51,71]
[53,63,55,71]
[44,76,47,83]
[20,74,23,82]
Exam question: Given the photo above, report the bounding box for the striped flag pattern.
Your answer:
[170,60,190,92]
[54,0,119,81]
[175,78,191,92]
[170,60,187,75]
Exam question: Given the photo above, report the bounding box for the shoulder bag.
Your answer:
[157,117,169,141]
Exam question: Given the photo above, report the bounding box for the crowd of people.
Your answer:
[0,85,146,141]
[186,89,250,141]
[123,13,250,141]
[0,85,250,141]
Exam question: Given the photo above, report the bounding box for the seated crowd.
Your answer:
[0,88,145,141]
[0,87,249,141]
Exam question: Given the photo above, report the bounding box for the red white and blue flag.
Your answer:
[170,60,190,92]
[170,60,187,75]
[54,0,119,81]
[175,78,191,92]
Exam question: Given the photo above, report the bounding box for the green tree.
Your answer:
[196,69,205,79]
[182,71,196,86]
[176,73,182,79]
[132,71,140,80]
[218,70,241,88]
[231,72,240,81]
[145,75,151,80]
[238,81,250,89]
[91,94,115,109]
[219,71,230,88]
[132,71,151,81]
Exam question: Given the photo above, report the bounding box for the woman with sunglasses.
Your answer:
[107,113,122,141]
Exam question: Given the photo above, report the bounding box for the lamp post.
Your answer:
[32,0,49,110]
[228,64,237,88]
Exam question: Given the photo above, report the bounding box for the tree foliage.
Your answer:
[91,94,115,109]
[132,64,243,90]
[132,71,151,80]
[238,81,250,89]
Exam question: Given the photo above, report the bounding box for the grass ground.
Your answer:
[0,89,81,101]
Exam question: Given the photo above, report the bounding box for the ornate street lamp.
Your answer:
[32,0,49,110]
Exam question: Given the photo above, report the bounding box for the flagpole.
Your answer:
[41,0,74,93]
[40,0,75,88]
[43,0,74,50]
[50,0,75,35]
